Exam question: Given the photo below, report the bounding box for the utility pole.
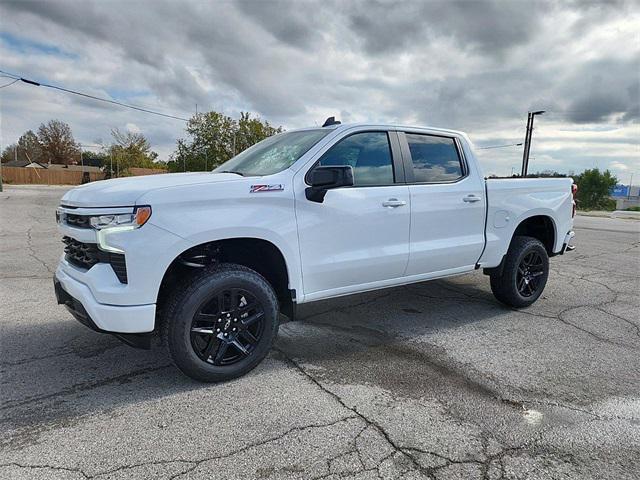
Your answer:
[629,173,634,200]
[0,146,4,192]
[521,110,545,177]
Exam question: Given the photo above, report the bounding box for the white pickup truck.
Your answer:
[54,120,576,382]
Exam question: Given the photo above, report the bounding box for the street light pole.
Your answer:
[521,110,545,177]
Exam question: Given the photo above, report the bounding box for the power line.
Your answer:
[0,69,189,121]
[0,78,19,89]
[477,142,523,150]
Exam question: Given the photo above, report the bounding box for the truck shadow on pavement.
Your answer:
[2,278,506,423]
[0,274,592,451]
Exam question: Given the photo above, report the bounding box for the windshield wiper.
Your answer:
[218,170,245,176]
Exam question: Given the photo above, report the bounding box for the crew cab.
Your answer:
[54,120,576,382]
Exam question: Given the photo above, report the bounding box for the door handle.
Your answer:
[463,195,481,203]
[382,198,406,208]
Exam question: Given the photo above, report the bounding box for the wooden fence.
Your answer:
[128,167,168,176]
[1,166,105,185]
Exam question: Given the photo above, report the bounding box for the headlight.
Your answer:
[90,206,152,230]
[93,206,152,253]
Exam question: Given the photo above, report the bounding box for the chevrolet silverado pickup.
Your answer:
[54,120,576,382]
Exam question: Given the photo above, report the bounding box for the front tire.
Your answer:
[490,236,549,308]
[162,263,279,382]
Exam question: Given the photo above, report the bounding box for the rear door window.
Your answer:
[405,133,464,182]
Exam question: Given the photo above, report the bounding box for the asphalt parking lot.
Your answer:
[1,185,639,480]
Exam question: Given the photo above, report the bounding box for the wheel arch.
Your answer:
[512,214,557,255]
[157,237,295,321]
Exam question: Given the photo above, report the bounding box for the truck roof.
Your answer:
[291,122,467,138]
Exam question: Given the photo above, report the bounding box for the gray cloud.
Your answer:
[343,0,548,57]
[0,0,638,176]
[560,56,640,123]
[236,0,315,47]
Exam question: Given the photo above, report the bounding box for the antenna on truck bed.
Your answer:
[322,116,341,127]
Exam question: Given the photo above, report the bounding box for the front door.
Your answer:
[295,130,410,299]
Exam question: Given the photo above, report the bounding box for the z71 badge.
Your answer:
[250,184,284,193]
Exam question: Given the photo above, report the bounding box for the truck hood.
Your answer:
[61,172,244,207]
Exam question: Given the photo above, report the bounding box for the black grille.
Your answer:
[62,236,128,283]
[65,213,92,229]
[63,236,100,269]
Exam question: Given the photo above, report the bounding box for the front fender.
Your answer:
[140,177,303,300]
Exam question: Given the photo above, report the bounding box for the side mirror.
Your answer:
[305,166,354,203]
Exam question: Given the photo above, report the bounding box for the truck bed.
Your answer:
[479,177,574,267]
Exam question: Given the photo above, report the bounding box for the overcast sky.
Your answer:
[0,0,638,178]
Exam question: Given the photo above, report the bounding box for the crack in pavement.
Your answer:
[0,365,172,412]
[0,339,123,368]
[287,290,640,423]
[548,269,640,347]
[272,346,586,480]
[274,347,467,479]
[0,461,89,479]
[0,416,363,480]
[25,226,55,274]
[1,275,52,280]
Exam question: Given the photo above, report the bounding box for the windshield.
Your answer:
[213,129,331,176]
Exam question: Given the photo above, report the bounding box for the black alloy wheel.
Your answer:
[516,251,545,297]
[162,263,279,382]
[490,236,549,308]
[190,288,265,365]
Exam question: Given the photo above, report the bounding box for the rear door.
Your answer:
[399,131,486,276]
[295,129,411,298]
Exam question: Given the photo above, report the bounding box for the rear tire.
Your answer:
[162,263,279,382]
[490,236,549,308]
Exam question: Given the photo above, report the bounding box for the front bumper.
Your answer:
[55,266,156,336]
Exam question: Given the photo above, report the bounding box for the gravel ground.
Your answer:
[1,185,639,480]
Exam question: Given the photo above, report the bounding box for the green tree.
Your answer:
[18,130,43,163]
[235,112,281,153]
[1,130,44,164]
[37,120,80,165]
[81,150,108,168]
[573,168,617,210]
[169,111,282,172]
[1,144,17,164]
[108,128,160,175]
[531,170,567,178]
